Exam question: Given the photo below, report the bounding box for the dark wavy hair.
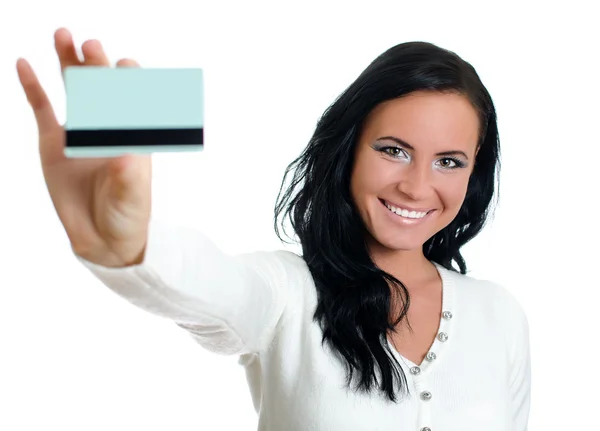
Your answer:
[273,41,500,402]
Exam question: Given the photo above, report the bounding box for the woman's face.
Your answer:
[350,91,481,255]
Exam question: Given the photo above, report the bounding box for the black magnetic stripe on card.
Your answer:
[66,128,204,147]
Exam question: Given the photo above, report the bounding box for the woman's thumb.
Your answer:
[107,154,152,204]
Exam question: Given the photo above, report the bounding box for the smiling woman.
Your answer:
[269,41,528,429]
[20,28,530,431]
[351,91,481,255]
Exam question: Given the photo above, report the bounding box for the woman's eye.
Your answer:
[436,158,465,169]
[383,147,407,158]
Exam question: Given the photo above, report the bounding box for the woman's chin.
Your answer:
[370,234,425,253]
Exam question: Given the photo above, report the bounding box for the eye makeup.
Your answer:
[371,139,469,170]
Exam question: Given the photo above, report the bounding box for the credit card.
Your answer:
[64,66,204,157]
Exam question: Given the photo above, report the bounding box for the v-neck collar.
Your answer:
[387,261,457,374]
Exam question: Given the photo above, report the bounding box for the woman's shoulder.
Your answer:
[233,248,315,309]
[234,248,310,281]
[444,266,528,325]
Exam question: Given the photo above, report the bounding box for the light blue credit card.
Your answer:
[64,66,204,157]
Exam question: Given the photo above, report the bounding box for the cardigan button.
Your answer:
[426,351,436,361]
[442,310,453,319]
[420,391,432,401]
[410,366,421,375]
[437,332,448,342]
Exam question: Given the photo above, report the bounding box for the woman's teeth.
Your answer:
[384,202,428,219]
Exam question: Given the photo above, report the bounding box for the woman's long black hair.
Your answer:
[274,41,500,403]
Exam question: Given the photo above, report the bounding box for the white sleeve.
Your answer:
[75,219,293,356]
[504,289,532,430]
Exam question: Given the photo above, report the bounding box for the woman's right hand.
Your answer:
[17,28,152,268]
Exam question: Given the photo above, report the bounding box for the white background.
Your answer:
[0,0,598,429]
